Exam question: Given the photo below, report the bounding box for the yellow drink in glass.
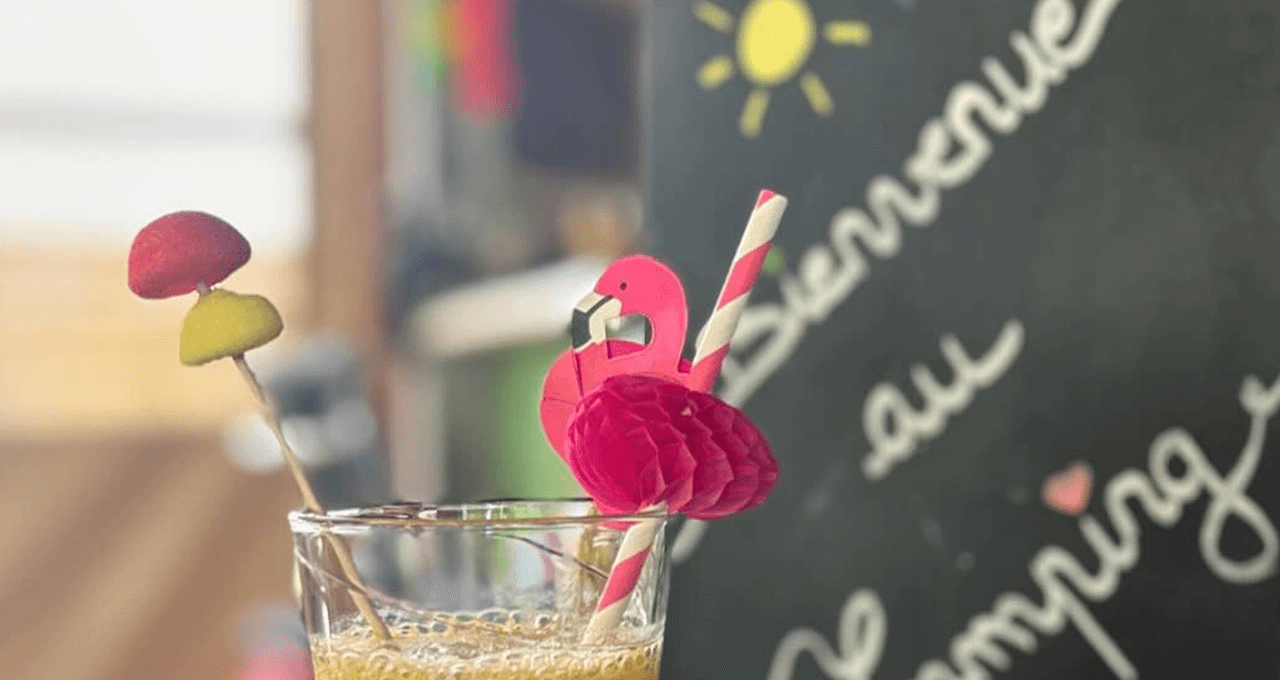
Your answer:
[292,501,669,680]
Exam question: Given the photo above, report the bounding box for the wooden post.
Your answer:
[308,0,390,422]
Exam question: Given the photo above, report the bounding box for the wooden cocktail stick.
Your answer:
[197,282,391,640]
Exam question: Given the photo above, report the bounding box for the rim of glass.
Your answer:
[288,498,669,531]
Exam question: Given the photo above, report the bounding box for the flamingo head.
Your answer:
[571,255,685,350]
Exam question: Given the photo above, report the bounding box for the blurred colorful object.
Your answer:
[393,0,639,166]
[235,645,313,680]
[402,0,447,89]
[398,0,520,114]
[453,0,522,116]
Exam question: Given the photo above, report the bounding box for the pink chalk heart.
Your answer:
[129,211,251,299]
[1041,461,1093,516]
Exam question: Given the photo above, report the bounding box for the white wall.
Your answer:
[0,0,311,256]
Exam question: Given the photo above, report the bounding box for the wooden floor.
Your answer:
[0,432,302,680]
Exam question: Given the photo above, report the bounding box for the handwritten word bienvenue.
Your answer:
[718,0,1120,409]
[863,320,1024,480]
[673,0,1125,563]
[766,373,1280,680]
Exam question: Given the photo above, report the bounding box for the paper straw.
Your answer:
[672,191,788,566]
[582,513,664,644]
[687,189,788,393]
[581,190,788,643]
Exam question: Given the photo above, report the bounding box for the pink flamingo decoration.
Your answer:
[540,190,787,460]
[539,255,694,458]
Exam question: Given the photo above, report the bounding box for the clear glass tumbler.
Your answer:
[290,499,670,680]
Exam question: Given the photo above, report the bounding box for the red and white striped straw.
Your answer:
[687,189,788,393]
[580,190,788,643]
[581,512,664,643]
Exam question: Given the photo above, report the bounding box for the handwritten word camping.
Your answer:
[765,371,1280,680]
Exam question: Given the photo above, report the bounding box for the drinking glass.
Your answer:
[290,499,670,680]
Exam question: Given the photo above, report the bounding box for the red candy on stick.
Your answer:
[128,210,251,298]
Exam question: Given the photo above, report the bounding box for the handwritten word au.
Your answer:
[673,0,1126,563]
[766,372,1280,680]
[863,320,1024,480]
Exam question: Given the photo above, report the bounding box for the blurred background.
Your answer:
[0,1,642,678]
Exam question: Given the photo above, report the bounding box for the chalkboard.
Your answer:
[645,0,1280,678]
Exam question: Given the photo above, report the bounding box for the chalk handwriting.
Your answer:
[863,320,1024,480]
[765,372,1280,680]
[716,0,1121,410]
[766,590,886,680]
[675,0,1126,562]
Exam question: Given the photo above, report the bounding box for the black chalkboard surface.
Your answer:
[645,0,1280,678]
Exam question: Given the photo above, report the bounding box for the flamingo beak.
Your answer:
[571,291,621,350]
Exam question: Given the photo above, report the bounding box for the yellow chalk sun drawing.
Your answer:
[694,0,871,138]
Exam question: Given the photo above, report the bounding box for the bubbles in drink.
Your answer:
[310,610,661,680]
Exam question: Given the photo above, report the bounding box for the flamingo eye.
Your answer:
[619,282,628,291]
